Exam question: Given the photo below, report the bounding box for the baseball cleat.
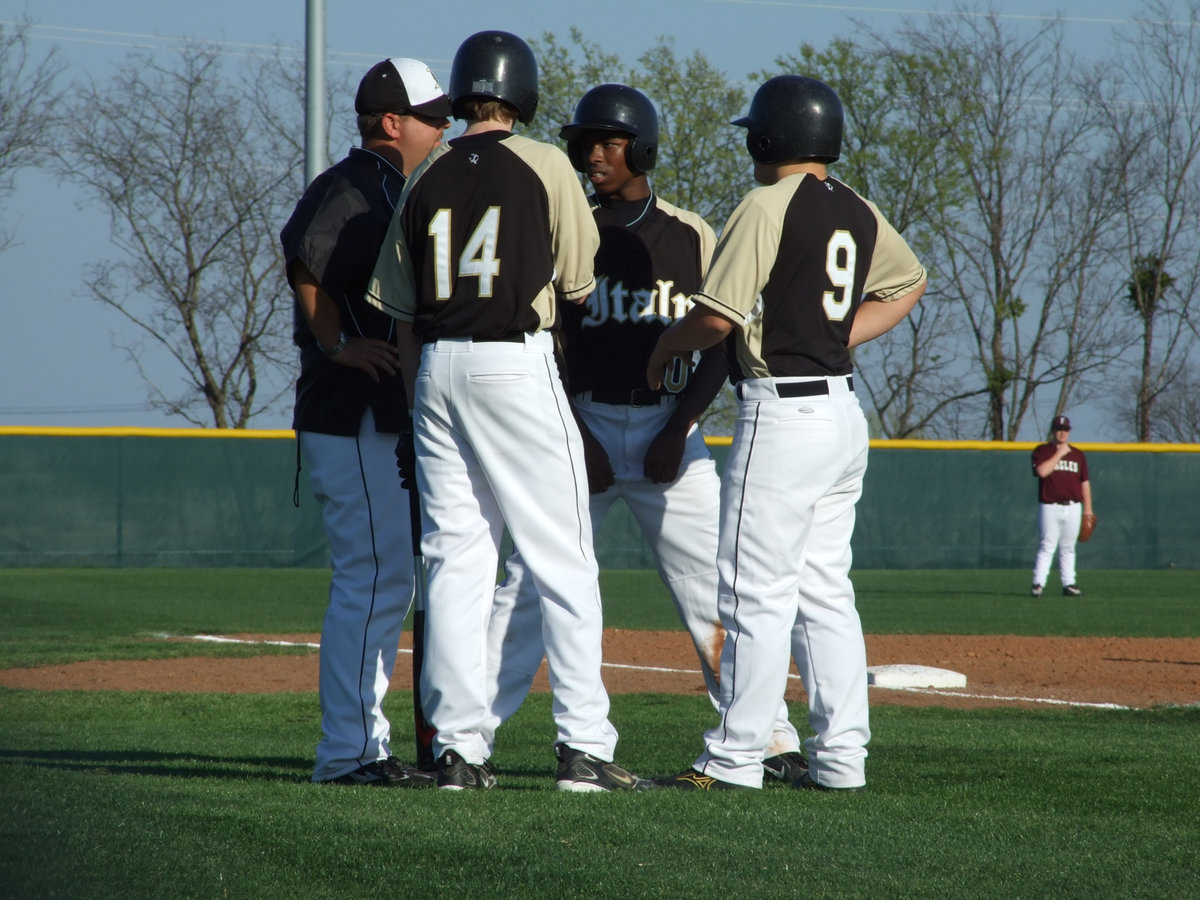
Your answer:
[1030,584,1043,597]
[436,750,497,790]
[762,751,808,785]
[1062,584,1082,596]
[653,769,751,791]
[554,743,653,792]
[793,772,866,793]
[321,756,436,787]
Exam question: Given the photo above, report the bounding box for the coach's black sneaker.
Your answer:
[1062,584,1082,596]
[1031,584,1044,597]
[762,751,809,785]
[794,772,866,793]
[437,750,497,791]
[554,743,652,792]
[654,769,751,791]
[322,756,436,787]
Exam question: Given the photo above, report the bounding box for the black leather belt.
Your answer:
[583,388,667,407]
[737,376,853,400]
[423,332,526,345]
[1051,500,1075,506]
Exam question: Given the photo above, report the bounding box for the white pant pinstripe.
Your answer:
[300,408,415,782]
[414,332,618,765]
[696,376,870,789]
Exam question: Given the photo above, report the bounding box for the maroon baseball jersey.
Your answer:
[1031,442,1090,503]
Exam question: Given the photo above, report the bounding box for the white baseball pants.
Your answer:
[696,375,870,789]
[484,398,800,758]
[300,408,415,782]
[1033,502,1082,587]
[414,332,618,765]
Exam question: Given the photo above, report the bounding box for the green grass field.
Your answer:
[2,568,1198,898]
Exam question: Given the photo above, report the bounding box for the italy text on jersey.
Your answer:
[578,277,695,327]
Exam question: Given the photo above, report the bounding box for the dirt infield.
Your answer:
[2,630,1197,709]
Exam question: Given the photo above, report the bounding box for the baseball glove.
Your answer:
[1079,512,1097,543]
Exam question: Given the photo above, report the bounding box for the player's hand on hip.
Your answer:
[645,342,674,391]
[644,422,687,484]
[334,336,400,382]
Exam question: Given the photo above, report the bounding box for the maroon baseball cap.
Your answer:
[1052,415,1071,430]
[355,58,452,117]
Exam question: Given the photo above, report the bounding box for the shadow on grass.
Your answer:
[0,746,311,781]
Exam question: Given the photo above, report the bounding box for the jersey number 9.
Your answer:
[822,230,857,322]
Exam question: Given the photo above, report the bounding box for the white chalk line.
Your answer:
[181,634,1137,710]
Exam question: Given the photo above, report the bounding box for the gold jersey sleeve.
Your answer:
[363,145,449,323]
[653,197,718,278]
[861,197,927,301]
[502,134,600,307]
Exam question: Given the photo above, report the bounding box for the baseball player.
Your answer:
[481,83,806,784]
[365,32,646,792]
[280,59,451,786]
[647,75,927,791]
[1031,414,1094,597]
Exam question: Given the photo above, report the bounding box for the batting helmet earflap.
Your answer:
[449,30,539,124]
[559,83,659,175]
[732,75,843,165]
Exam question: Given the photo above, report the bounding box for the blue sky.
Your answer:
[0,1,1151,434]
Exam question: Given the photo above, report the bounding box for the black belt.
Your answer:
[737,376,853,400]
[583,388,667,407]
[1050,500,1076,506]
[422,332,526,345]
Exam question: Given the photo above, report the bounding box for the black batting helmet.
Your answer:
[559,83,659,175]
[733,75,843,164]
[449,30,539,124]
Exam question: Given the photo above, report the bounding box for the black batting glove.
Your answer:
[395,430,416,491]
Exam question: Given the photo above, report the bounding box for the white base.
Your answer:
[867,664,967,689]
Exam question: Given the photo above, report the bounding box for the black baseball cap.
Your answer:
[1052,415,1071,430]
[355,58,452,117]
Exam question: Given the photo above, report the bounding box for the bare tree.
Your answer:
[759,38,984,437]
[894,11,1123,440]
[51,45,303,428]
[0,18,64,253]
[1087,0,1200,441]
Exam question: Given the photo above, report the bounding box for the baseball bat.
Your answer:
[408,478,437,771]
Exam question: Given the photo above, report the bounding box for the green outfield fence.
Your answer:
[2,427,1198,569]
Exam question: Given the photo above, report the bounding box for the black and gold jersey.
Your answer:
[366,130,598,340]
[562,193,716,395]
[696,173,926,380]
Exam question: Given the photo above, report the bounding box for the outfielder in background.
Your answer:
[280,58,450,786]
[1030,414,1095,597]
[647,75,927,791]
[366,32,646,792]
[482,83,807,785]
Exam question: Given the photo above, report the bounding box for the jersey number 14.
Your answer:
[428,207,501,300]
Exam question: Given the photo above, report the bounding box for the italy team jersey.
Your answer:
[562,194,716,395]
